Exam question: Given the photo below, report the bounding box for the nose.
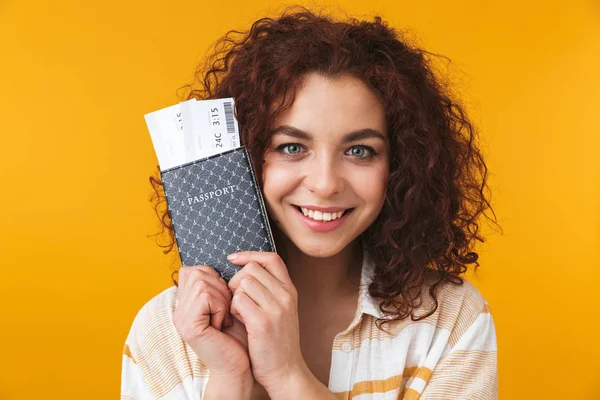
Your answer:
[303,153,345,198]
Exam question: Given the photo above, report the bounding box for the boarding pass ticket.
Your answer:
[144,98,241,171]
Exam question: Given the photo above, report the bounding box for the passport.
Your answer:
[159,145,277,282]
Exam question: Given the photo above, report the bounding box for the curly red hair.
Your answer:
[149,5,500,329]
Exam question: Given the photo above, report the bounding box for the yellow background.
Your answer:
[1,0,599,399]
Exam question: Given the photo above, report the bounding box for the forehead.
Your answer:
[272,72,387,139]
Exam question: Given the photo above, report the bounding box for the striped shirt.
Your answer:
[121,249,498,399]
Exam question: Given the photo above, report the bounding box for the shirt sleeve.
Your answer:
[121,342,156,400]
[418,303,498,399]
[119,287,208,400]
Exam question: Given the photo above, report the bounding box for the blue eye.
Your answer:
[349,147,366,157]
[274,143,377,159]
[346,145,377,159]
[280,143,302,155]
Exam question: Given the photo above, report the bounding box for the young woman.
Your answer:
[122,6,499,400]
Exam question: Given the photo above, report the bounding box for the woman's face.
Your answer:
[261,72,390,258]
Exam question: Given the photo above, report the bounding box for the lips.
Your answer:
[294,204,351,213]
[292,205,354,233]
[293,205,353,219]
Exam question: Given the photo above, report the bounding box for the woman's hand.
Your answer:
[226,251,309,393]
[173,265,251,379]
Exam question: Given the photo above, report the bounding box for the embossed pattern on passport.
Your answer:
[160,146,276,281]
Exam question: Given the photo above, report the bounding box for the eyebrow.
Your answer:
[271,125,386,143]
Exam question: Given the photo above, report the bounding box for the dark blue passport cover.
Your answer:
[160,146,277,281]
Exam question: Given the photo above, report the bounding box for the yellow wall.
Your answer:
[1,1,598,398]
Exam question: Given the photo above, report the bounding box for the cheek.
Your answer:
[359,165,389,206]
[261,163,297,203]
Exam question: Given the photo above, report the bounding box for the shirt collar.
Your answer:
[337,243,392,336]
[357,246,387,319]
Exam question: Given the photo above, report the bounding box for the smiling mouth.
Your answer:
[292,205,354,221]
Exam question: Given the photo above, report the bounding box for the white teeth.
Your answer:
[300,207,346,221]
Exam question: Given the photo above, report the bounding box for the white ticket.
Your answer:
[144,103,187,171]
[144,97,241,171]
[182,97,240,159]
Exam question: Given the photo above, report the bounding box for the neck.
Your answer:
[276,232,363,304]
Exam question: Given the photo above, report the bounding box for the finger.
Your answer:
[227,252,290,286]
[189,268,232,304]
[178,278,230,324]
[231,291,263,327]
[234,274,273,310]
[185,287,230,331]
[205,295,228,330]
[179,266,230,303]
[174,288,224,336]
[230,293,247,325]
[192,291,228,333]
[194,264,221,279]
[228,261,287,302]
[178,266,232,328]
[198,272,233,328]
[179,264,220,287]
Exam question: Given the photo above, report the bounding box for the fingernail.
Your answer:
[227,253,238,260]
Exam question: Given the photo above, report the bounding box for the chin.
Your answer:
[294,239,348,258]
[274,224,356,259]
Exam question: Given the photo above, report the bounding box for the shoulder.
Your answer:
[362,273,497,398]
[122,286,208,399]
[126,286,179,339]
[427,277,491,321]
[410,278,498,398]
[418,276,496,352]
